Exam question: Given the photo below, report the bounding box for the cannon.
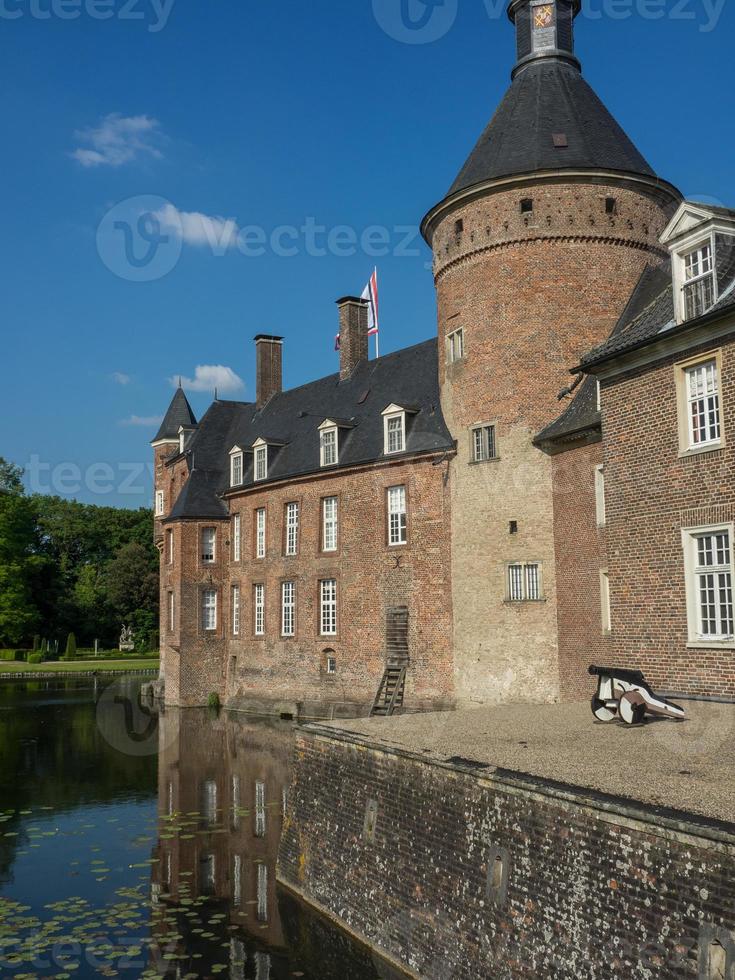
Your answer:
[589,665,686,725]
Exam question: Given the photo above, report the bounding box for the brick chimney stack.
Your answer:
[337,297,369,380]
[254,335,283,408]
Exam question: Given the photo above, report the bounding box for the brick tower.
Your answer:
[422,0,681,705]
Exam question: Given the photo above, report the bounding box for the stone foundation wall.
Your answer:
[279,729,735,980]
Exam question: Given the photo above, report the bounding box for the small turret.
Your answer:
[508,0,581,78]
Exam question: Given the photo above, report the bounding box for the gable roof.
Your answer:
[152,388,197,443]
[447,61,661,198]
[164,339,454,521]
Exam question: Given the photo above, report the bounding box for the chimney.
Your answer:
[254,335,283,409]
[337,297,369,380]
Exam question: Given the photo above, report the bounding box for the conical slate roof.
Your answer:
[448,59,656,197]
[152,387,197,443]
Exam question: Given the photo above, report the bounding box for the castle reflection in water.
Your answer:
[149,709,385,980]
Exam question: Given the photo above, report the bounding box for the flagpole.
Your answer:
[374,267,380,359]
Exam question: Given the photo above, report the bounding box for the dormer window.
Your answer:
[383,411,405,455]
[682,243,715,320]
[179,431,185,454]
[320,425,338,467]
[229,447,244,488]
[254,444,267,482]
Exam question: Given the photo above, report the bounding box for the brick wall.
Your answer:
[431,178,677,706]
[279,730,735,980]
[159,452,454,710]
[601,331,735,698]
[551,440,613,701]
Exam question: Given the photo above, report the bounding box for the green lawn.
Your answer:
[0,659,159,674]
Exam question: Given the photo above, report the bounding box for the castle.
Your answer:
[153,0,735,711]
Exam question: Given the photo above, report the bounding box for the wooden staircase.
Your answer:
[370,662,407,717]
[370,606,410,717]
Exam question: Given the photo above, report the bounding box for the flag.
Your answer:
[361,268,379,337]
[334,333,341,351]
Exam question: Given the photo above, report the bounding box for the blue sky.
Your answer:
[1,0,732,507]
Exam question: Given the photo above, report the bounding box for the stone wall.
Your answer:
[601,331,735,698]
[279,729,735,980]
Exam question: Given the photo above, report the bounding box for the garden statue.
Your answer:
[119,625,135,652]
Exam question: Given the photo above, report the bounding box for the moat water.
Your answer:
[0,677,385,979]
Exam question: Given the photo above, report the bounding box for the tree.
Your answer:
[65,632,77,658]
[0,459,40,646]
[104,541,159,648]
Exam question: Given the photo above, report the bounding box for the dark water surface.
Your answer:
[0,677,382,979]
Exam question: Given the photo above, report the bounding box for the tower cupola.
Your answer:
[509,0,581,78]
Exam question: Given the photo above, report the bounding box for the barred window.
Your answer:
[387,486,407,546]
[472,425,497,462]
[507,562,543,602]
[320,579,337,636]
[254,583,265,636]
[285,502,299,556]
[322,496,338,552]
[255,508,266,558]
[281,581,295,637]
[202,589,217,631]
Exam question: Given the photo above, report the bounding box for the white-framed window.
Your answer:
[254,445,268,482]
[472,424,497,462]
[285,502,299,556]
[320,579,337,636]
[322,496,338,552]
[168,591,175,632]
[447,327,465,364]
[594,465,606,527]
[255,781,266,838]
[230,451,244,488]
[384,413,405,454]
[232,514,241,562]
[254,583,265,636]
[155,490,164,516]
[255,508,266,558]
[682,525,735,645]
[507,562,543,602]
[600,569,611,634]
[256,863,268,923]
[682,242,715,320]
[686,359,721,448]
[320,427,338,467]
[201,527,216,564]
[202,589,217,631]
[387,486,407,546]
[166,528,174,565]
[281,581,295,637]
[232,584,240,637]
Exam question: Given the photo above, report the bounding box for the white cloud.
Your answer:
[120,415,164,427]
[72,114,163,168]
[112,372,131,385]
[154,203,239,253]
[171,365,245,395]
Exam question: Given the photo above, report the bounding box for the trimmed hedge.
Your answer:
[0,650,30,662]
[27,653,43,665]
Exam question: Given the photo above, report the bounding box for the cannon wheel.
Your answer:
[591,697,617,722]
[619,691,646,726]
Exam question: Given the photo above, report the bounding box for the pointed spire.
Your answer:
[152,387,197,444]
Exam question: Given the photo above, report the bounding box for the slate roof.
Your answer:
[534,376,600,447]
[578,263,735,370]
[153,388,197,443]
[447,61,659,198]
[164,339,454,521]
